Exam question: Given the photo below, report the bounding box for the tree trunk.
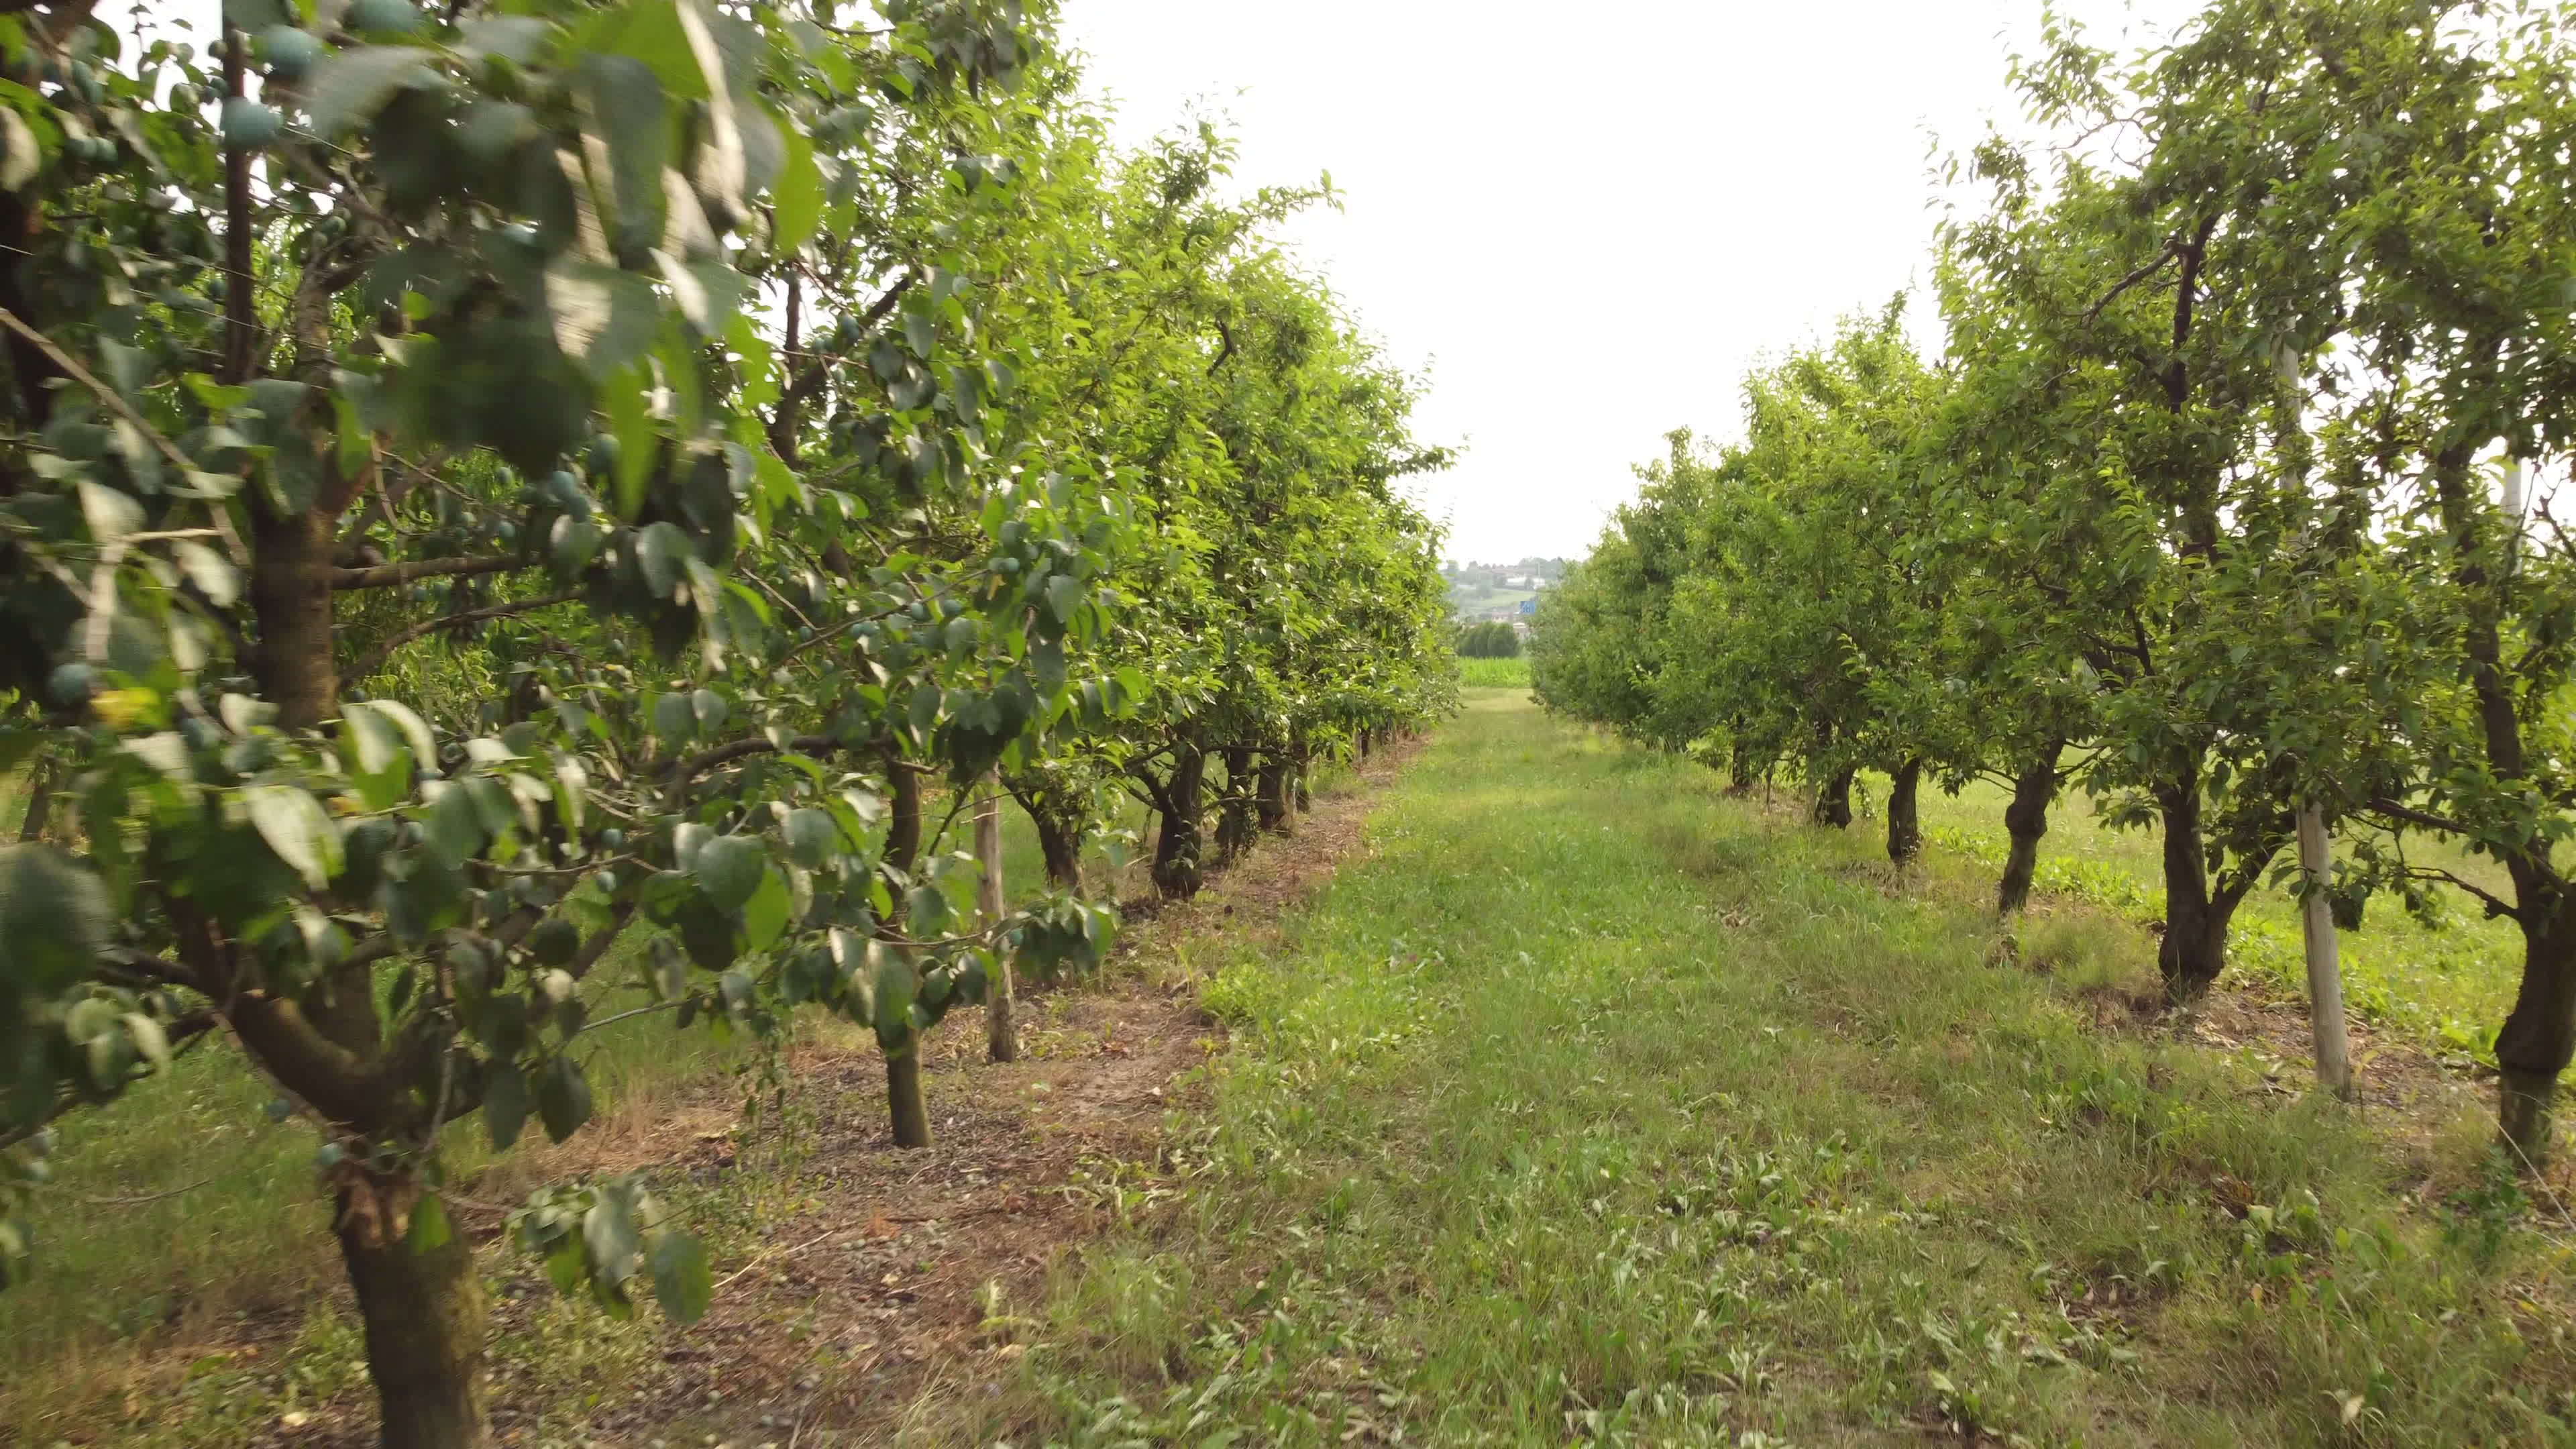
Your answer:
[1256,759,1291,834]
[13,751,58,843]
[1152,746,1205,900]
[880,758,929,1142]
[1214,747,1255,863]
[1725,742,1757,798]
[1028,802,1082,892]
[885,1044,930,1148]
[883,751,921,876]
[250,503,340,732]
[977,773,1016,1064]
[2494,898,2576,1167]
[1996,745,2062,916]
[1811,767,1854,829]
[2428,438,2568,1167]
[2156,777,2229,1001]
[1885,759,1923,866]
[1295,761,1311,813]
[337,1187,490,1449]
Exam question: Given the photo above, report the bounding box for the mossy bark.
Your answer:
[1214,747,1256,863]
[1256,759,1291,833]
[1152,746,1206,900]
[1031,806,1082,892]
[337,1189,490,1449]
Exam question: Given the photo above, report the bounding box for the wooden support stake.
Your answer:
[2297,803,2356,1102]
[978,771,1017,1063]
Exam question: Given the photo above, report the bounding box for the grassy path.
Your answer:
[974,692,2576,1447]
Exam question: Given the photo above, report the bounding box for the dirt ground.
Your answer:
[232,738,1430,1449]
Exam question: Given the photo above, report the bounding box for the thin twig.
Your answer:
[712,1226,847,1293]
[54,1177,210,1207]
[347,589,580,680]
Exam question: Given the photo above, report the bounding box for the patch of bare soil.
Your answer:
[247,737,1428,1449]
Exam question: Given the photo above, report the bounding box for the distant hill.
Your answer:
[1444,557,1567,619]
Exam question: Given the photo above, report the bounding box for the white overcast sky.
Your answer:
[1058,0,2208,564]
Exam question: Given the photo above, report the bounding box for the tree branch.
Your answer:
[329,555,527,591]
[346,590,579,680]
[771,271,916,434]
[0,306,217,492]
[2082,244,2178,322]
[2363,796,2477,838]
[665,733,842,788]
[2403,865,2521,922]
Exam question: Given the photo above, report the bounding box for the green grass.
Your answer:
[1456,655,1532,689]
[968,692,2576,1446]
[1898,776,2521,1062]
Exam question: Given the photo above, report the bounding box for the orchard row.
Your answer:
[1535,0,2576,1170]
[0,0,1452,1443]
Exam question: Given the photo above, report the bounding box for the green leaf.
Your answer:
[0,845,114,999]
[602,368,657,521]
[244,785,343,892]
[741,866,790,952]
[553,757,587,834]
[690,833,763,910]
[689,688,727,734]
[637,522,694,599]
[1045,574,1083,625]
[362,698,439,778]
[303,45,439,138]
[456,15,552,64]
[582,1185,643,1283]
[341,704,410,812]
[483,1060,529,1150]
[579,54,669,244]
[422,781,485,867]
[536,1054,594,1143]
[409,1190,453,1252]
[651,692,698,749]
[545,260,662,377]
[576,0,708,101]
[782,807,839,868]
[550,513,602,582]
[647,1230,712,1324]
[872,949,915,1047]
[772,119,822,252]
[121,1012,171,1071]
[76,481,142,547]
[174,541,239,608]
